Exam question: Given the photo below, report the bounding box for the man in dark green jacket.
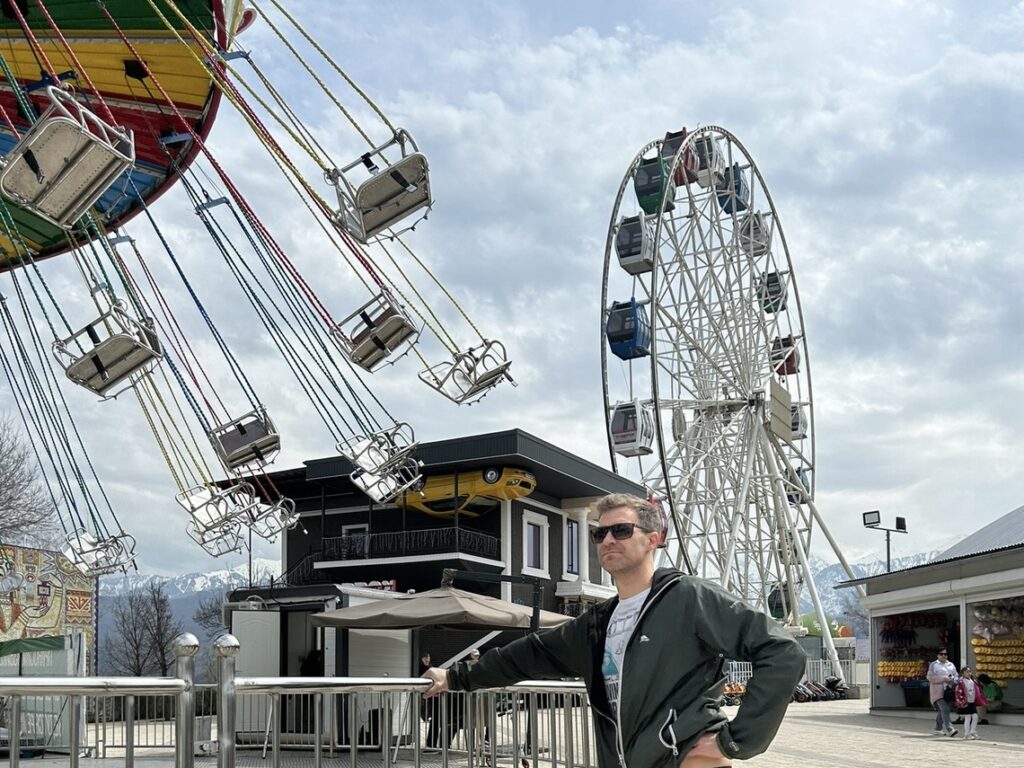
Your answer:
[422,493,806,768]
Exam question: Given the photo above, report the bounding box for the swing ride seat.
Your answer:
[175,481,258,533]
[61,529,136,576]
[337,421,418,474]
[246,497,300,541]
[54,303,162,397]
[186,518,245,557]
[329,128,432,242]
[333,293,418,371]
[350,455,423,504]
[418,340,514,405]
[0,86,134,229]
[208,407,281,470]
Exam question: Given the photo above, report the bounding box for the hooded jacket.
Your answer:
[447,568,806,768]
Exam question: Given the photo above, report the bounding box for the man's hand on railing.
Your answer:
[421,667,449,698]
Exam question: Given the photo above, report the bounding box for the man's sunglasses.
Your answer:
[589,522,652,543]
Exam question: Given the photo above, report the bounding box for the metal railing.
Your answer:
[728,659,858,686]
[8,634,860,768]
[0,635,197,768]
[0,633,594,768]
[322,527,500,563]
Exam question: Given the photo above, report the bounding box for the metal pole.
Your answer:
[10,695,20,768]
[313,693,322,768]
[125,695,135,768]
[173,633,199,768]
[215,634,240,768]
[382,692,392,768]
[69,695,81,768]
[271,693,281,768]
[886,530,891,573]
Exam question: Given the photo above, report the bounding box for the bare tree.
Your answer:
[104,588,156,675]
[193,593,226,639]
[146,581,185,675]
[0,415,60,548]
[103,580,184,676]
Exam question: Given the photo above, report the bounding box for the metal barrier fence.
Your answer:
[2,634,854,768]
[728,659,858,686]
[0,634,595,768]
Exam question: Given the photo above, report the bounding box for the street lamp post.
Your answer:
[862,510,908,572]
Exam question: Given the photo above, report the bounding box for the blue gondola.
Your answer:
[716,163,750,214]
[605,299,651,360]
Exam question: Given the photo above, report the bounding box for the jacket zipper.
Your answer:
[611,575,683,768]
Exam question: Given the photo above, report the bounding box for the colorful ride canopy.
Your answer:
[0,0,247,268]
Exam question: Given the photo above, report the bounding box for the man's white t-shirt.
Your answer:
[602,588,650,719]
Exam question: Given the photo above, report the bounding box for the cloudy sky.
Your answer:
[3,0,1023,577]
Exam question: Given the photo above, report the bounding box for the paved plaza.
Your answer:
[8,700,1022,768]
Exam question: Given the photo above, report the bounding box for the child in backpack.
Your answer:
[954,667,987,740]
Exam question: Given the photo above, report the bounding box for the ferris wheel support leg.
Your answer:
[721,412,758,592]
[759,429,846,686]
[769,441,866,599]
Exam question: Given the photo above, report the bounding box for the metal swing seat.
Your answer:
[0,86,134,229]
[175,481,259,534]
[186,516,245,557]
[61,528,137,575]
[418,340,514,405]
[351,455,423,504]
[53,301,162,397]
[208,406,281,470]
[246,496,300,541]
[332,292,419,371]
[337,421,418,474]
[327,128,431,242]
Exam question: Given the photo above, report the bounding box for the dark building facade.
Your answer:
[229,428,643,678]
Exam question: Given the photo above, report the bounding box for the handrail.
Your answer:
[232,675,587,695]
[0,677,187,696]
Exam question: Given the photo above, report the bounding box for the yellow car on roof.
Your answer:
[397,467,536,518]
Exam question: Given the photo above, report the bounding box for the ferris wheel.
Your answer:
[600,126,859,672]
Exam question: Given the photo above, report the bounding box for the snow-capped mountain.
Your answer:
[799,550,942,619]
[98,558,281,598]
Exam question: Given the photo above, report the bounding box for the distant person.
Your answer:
[415,651,432,724]
[926,648,958,737]
[976,673,1003,723]
[954,666,986,739]
[422,493,806,768]
[467,649,489,763]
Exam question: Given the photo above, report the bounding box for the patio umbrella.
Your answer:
[309,586,572,631]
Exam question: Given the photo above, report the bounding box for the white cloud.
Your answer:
[1,0,1021,577]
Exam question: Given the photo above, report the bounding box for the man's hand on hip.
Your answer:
[679,732,731,767]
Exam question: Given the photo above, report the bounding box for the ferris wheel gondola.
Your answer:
[601,125,861,680]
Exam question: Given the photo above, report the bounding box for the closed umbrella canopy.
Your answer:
[310,587,572,631]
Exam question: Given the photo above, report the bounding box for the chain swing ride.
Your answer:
[0,0,514,574]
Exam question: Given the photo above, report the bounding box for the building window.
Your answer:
[522,509,549,578]
[565,519,579,575]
